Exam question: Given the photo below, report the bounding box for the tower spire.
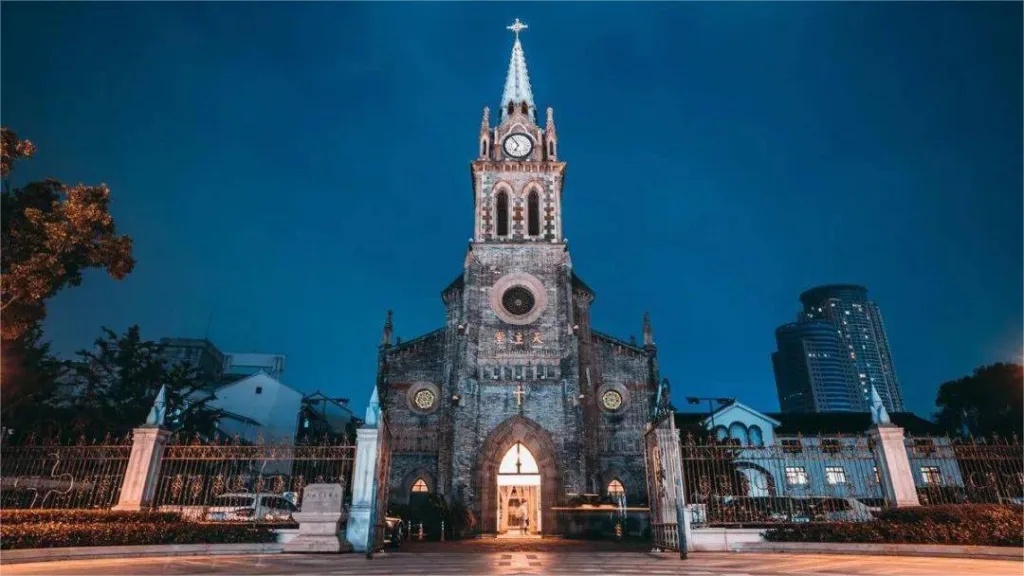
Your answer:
[501,18,535,122]
[643,312,655,348]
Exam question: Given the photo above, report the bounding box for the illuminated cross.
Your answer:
[513,383,526,407]
[507,18,528,41]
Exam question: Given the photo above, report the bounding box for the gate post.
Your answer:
[113,387,170,511]
[669,416,688,559]
[346,415,381,552]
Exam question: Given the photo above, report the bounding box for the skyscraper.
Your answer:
[772,321,861,412]
[773,284,905,413]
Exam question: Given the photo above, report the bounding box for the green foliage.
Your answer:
[1,127,134,341]
[0,325,65,431]
[8,326,224,440]
[0,509,277,550]
[389,494,475,540]
[763,504,1023,548]
[935,363,1023,439]
[0,509,182,525]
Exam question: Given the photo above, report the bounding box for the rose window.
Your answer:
[602,390,623,411]
[501,286,536,316]
[414,389,436,410]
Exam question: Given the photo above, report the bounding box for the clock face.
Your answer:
[503,133,534,159]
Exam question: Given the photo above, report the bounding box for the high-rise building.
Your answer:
[772,284,904,414]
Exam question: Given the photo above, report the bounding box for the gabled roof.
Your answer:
[767,411,943,436]
[213,371,302,396]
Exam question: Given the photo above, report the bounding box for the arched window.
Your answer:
[607,479,625,496]
[480,139,488,158]
[521,102,529,114]
[728,422,749,447]
[496,191,509,236]
[507,103,515,116]
[748,425,764,447]
[527,190,540,236]
[411,478,429,493]
[713,425,728,443]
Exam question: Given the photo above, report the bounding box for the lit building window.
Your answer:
[411,478,429,493]
[607,479,625,496]
[825,466,847,485]
[920,466,943,485]
[785,467,809,486]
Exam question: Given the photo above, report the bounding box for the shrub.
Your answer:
[763,504,1023,548]
[0,509,277,550]
[1,509,181,525]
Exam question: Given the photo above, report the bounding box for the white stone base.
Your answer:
[283,511,352,554]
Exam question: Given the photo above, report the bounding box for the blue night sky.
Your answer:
[2,3,1020,418]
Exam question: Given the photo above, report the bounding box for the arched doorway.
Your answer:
[475,415,561,536]
[497,442,541,536]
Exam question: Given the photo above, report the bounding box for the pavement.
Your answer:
[2,549,1021,576]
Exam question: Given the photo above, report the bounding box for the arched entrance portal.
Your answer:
[497,443,541,536]
[476,415,561,536]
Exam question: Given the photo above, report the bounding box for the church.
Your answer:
[377,20,670,536]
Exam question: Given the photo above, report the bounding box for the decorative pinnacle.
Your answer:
[507,18,528,40]
[381,309,394,346]
[481,106,490,131]
[643,312,655,347]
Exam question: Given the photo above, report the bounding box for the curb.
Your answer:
[0,543,285,565]
[734,541,1024,561]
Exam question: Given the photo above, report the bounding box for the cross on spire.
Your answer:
[507,18,528,40]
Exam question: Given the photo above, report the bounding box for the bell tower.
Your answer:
[473,19,565,244]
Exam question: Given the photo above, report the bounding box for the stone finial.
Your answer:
[380,310,393,347]
[365,386,381,427]
[145,384,168,427]
[481,107,490,132]
[870,384,891,426]
[642,312,654,347]
[546,107,555,130]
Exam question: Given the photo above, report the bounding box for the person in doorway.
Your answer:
[518,500,528,533]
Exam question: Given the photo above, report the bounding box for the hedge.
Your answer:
[763,504,1023,548]
[0,510,277,550]
[1,509,182,525]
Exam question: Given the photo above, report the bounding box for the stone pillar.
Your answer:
[113,426,170,511]
[345,426,380,553]
[868,424,920,508]
[284,483,352,553]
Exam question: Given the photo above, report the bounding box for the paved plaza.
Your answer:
[3,550,1020,576]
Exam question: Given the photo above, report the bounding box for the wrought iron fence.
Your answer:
[680,433,883,527]
[905,435,1024,506]
[153,434,355,523]
[0,433,132,509]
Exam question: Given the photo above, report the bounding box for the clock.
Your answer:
[502,133,534,159]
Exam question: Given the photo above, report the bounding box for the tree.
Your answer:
[1,127,134,341]
[935,362,1023,439]
[56,326,224,439]
[0,325,65,433]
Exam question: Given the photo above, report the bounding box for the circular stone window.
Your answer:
[406,382,440,415]
[490,273,548,325]
[602,390,623,411]
[413,389,436,410]
[502,286,536,316]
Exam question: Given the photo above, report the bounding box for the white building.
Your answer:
[209,372,304,442]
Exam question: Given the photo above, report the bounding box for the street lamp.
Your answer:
[685,396,734,433]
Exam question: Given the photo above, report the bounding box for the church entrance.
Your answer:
[496,442,541,536]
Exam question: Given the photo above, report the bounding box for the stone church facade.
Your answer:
[377,21,670,535]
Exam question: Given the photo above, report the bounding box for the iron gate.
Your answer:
[644,413,687,558]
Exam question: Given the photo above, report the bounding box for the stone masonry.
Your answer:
[376,24,670,535]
